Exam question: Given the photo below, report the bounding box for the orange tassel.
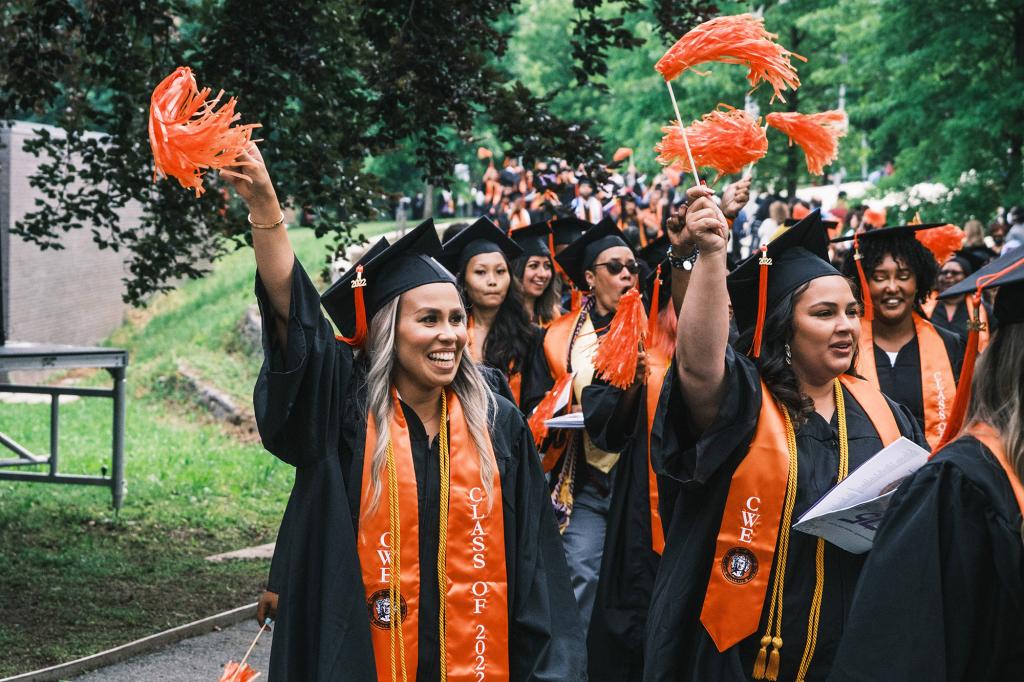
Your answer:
[219,661,260,682]
[148,66,260,197]
[593,288,649,389]
[853,234,874,322]
[915,223,965,265]
[336,265,368,347]
[655,105,768,183]
[765,110,848,176]
[648,264,663,344]
[528,373,574,448]
[655,14,806,103]
[938,300,980,448]
[750,246,771,358]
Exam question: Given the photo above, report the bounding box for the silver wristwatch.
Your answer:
[667,245,700,271]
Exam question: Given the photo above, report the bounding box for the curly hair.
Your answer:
[512,253,562,325]
[841,233,938,310]
[457,254,535,374]
[735,280,860,429]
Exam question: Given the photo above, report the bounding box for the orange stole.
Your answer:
[964,423,1024,518]
[537,309,585,472]
[700,375,900,652]
[358,392,510,681]
[857,313,955,449]
[644,352,671,554]
[508,371,522,406]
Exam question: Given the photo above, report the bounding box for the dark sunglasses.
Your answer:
[592,259,640,275]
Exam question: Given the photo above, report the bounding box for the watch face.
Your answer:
[683,258,694,271]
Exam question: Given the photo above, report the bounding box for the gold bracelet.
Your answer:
[247,212,285,230]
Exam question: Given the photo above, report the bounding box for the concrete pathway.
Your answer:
[73,621,273,681]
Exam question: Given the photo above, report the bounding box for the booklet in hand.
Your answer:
[792,437,930,554]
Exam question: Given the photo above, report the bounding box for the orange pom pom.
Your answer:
[766,110,848,176]
[915,223,965,265]
[655,105,768,183]
[219,661,260,682]
[528,373,574,448]
[593,288,649,389]
[655,14,806,103]
[613,147,633,162]
[477,146,493,160]
[149,66,260,197]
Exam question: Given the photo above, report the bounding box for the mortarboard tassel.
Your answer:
[655,106,769,183]
[528,373,574,448]
[655,14,805,103]
[765,111,848,176]
[149,66,260,197]
[647,264,663,348]
[336,265,368,347]
[938,294,982,448]
[593,287,649,389]
[750,246,771,358]
[853,234,874,322]
[915,223,965,266]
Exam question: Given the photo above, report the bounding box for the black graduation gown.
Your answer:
[871,323,964,433]
[828,435,1024,680]
[254,261,586,681]
[482,325,544,415]
[581,376,681,682]
[644,347,926,682]
[928,297,997,343]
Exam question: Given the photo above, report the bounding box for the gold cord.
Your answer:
[386,440,407,682]
[795,380,849,681]
[437,392,450,681]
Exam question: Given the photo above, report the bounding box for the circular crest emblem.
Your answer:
[367,589,409,630]
[722,547,758,585]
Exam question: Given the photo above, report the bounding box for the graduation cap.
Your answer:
[555,218,631,291]
[320,219,454,345]
[439,216,523,275]
[786,216,838,232]
[728,209,838,357]
[637,234,670,271]
[934,246,1024,448]
[509,220,552,259]
[550,216,591,247]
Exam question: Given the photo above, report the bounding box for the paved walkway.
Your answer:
[74,621,273,681]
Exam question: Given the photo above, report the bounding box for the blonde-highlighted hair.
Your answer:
[362,294,497,513]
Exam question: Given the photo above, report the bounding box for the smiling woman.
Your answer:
[219,144,586,681]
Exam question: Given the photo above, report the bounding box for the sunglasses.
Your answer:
[592,259,640,275]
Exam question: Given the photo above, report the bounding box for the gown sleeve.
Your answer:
[504,403,588,682]
[581,379,637,453]
[828,446,1024,681]
[650,344,761,486]
[520,328,555,416]
[253,257,355,468]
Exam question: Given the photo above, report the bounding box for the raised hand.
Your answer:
[721,177,751,219]
[222,142,282,225]
[683,185,729,255]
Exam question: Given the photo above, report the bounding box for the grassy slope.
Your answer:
[0,222,398,676]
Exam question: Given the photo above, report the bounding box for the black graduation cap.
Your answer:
[320,219,455,343]
[439,216,523,275]
[786,216,838,232]
[509,220,552,259]
[829,223,947,244]
[728,210,838,354]
[550,216,591,247]
[939,245,1024,325]
[637,234,670,271]
[555,218,631,291]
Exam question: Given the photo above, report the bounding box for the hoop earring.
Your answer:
[785,343,793,366]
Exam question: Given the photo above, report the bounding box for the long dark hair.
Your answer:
[512,253,562,325]
[458,254,535,374]
[735,280,860,429]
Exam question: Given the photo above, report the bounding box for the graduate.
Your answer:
[646,185,924,682]
[927,254,995,346]
[509,221,564,326]
[829,249,1024,680]
[838,225,965,447]
[580,260,677,682]
[525,220,646,636]
[439,217,543,410]
[548,216,591,311]
[225,144,586,681]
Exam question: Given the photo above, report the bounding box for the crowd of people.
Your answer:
[225,141,1023,681]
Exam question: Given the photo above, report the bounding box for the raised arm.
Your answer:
[223,144,293,343]
[675,185,731,433]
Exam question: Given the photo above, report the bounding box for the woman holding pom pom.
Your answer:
[223,143,586,681]
[645,185,925,681]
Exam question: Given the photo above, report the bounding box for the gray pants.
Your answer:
[561,476,612,633]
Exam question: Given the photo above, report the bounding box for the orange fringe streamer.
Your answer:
[750,246,770,358]
[219,661,260,682]
[593,288,649,389]
[148,66,260,197]
[915,223,964,265]
[477,146,493,159]
[766,110,848,176]
[528,373,575,448]
[655,105,768,183]
[655,14,806,103]
[613,147,633,162]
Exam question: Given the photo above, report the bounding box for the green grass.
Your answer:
[0,222,419,676]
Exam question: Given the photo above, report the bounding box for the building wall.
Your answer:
[1,121,141,348]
